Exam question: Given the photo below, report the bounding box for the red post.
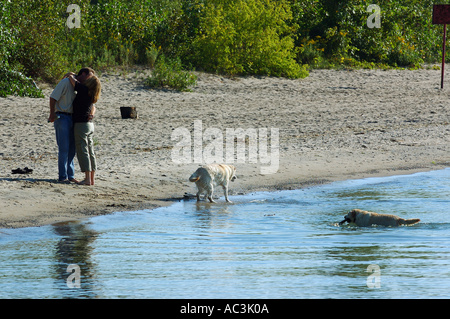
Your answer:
[432,5,450,88]
[442,24,447,89]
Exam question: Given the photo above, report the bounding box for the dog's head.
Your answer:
[339,209,359,225]
[230,165,237,182]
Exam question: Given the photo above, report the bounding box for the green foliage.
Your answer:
[145,55,197,91]
[0,66,44,98]
[291,0,445,68]
[191,0,308,78]
[0,0,45,96]
[1,0,450,97]
[154,1,203,61]
[0,2,14,69]
[64,0,158,70]
[7,0,68,82]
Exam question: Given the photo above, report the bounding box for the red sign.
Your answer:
[433,5,450,24]
[432,5,450,88]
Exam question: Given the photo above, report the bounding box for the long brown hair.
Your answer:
[84,75,101,104]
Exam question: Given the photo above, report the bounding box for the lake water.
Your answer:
[1,168,449,299]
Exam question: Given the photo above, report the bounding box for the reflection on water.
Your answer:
[0,221,99,299]
[0,168,449,298]
[52,221,98,298]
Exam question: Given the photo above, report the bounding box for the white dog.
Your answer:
[189,164,237,203]
[339,209,420,227]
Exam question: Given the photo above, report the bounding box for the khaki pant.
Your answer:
[74,122,97,172]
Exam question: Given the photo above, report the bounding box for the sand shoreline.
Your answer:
[1,67,449,229]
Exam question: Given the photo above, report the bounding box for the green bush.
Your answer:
[145,55,197,91]
[0,0,45,97]
[8,0,68,82]
[154,1,202,62]
[3,0,450,98]
[292,0,444,68]
[0,66,44,98]
[0,2,15,69]
[191,0,308,78]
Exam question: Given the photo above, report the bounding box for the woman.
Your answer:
[66,72,101,186]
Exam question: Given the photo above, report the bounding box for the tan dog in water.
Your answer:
[339,209,420,227]
[189,164,237,203]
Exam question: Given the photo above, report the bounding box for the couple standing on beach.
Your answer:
[48,67,101,186]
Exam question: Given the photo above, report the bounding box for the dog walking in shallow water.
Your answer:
[189,164,237,203]
[339,209,420,227]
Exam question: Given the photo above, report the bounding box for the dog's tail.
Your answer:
[189,171,200,182]
[399,218,420,226]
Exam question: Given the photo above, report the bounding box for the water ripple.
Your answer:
[0,168,449,298]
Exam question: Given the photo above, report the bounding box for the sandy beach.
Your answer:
[1,67,449,228]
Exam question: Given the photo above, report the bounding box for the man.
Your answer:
[48,67,95,183]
